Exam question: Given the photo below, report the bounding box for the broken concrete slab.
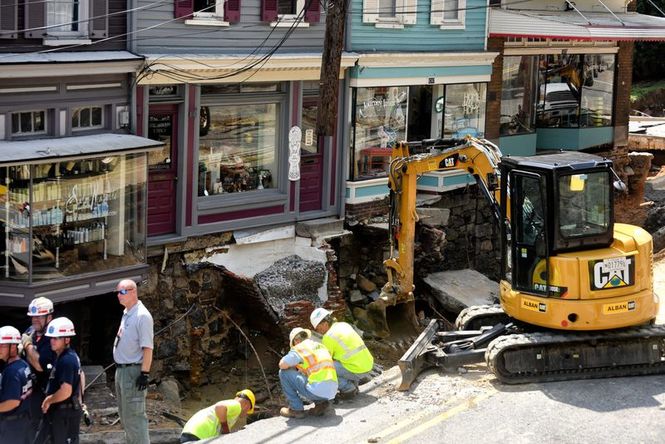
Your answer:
[422,269,498,314]
[295,217,345,239]
[254,255,327,318]
[416,208,451,227]
[233,224,295,245]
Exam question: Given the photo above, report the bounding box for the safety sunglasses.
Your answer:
[117,289,132,295]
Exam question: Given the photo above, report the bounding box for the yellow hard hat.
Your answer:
[289,327,311,347]
[235,389,255,414]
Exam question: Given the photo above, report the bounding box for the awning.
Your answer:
[490,8,665,41]
[0,133,163,166]
[0,51,144,78]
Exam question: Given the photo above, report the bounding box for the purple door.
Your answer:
[147,106,178,236]
[299,96,323,212]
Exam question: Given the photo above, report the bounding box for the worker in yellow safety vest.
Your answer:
[278,327,338,418]
[179,389,255,443]
[310,308,374,399]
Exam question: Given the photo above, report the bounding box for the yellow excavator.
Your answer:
[368,137,665,389]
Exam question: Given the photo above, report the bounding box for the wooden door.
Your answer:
[147,106,178,236]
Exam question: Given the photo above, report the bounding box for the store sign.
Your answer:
[288,126,301,181]
[463,91,481,115]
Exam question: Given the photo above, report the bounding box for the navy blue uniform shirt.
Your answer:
[46,348,80,403]
[33,333,56,392]
[0,358,33,416]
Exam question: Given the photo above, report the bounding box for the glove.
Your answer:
[21,333,33,352]
[136,372,149,391]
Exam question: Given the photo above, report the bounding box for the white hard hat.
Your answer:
[310,308,332,329]
[27,297,54,316]
[0,326,21,344]
[289,327,311,347]
[45,317,76,338]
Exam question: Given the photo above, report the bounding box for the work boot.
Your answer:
[336,387,359,400]
[309,401,330,416]
[280,407,306,419]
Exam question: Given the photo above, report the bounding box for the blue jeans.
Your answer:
[334,361,371,393]
[279,369,329,411]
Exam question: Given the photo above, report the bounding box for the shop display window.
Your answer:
[198,103,279,196]
[580,54,615,128]
[500,56,537,136]
[352,86,408,180]
[0,154,147,282]
[442,83,486,139]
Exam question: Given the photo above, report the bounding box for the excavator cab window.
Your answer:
[512,172,548,295]
[557,171,610,240]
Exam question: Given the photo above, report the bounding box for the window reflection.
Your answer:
[443,83,486,139]
[198,104,279,196]
[500,56,537,136]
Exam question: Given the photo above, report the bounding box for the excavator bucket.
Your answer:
[366,295,419,339]
[397,318,440,390]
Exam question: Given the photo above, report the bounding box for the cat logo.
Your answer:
[443,157,456,168]
[589,256,635,290]
[522,298,547,313]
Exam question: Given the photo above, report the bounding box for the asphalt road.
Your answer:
[208,364,665,444]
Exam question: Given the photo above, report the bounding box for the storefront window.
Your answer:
[580,54,615,128]
[0,154,147,282]
[537,54,582,128]
[198,103,279,195]
[500,56,537,136]
[443,83,486,139]
[351,86,408,180]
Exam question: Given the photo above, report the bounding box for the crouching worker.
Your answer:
[180,389,255,443]
[310,308,374,399]
[279,328,337,418]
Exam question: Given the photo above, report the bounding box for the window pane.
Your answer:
[500,56,537,136]
[80,108,91,127]
[443,0,459,20]
[580,55,615,128]
[537,54,582,128]
[198,104,279,195]
[11,114,19,134]
[20,113,32,133]
[72,109,80,128]
[91,107,102,126]
[443,83,486,139]
[301,96,319,155]
[47,0,77,32]
[407,85,433,142]
[378,0,396,18]
[278,0,296,15]
[194,0,216,13]
[352,86,408,180]
[148,114,174,169]
[558,172,610,238]
[34,112,45,132]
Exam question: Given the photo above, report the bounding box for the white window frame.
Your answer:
[71,106,104,131]
[271,0,310,27]
[11,110,47,136]
[363,0,417,28]
[186,0,229,26]
[46,0,89,38]
[431,0,466,30]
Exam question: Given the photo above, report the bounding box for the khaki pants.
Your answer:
[115,365,150,444]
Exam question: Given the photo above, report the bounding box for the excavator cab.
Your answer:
[500,153,615,299]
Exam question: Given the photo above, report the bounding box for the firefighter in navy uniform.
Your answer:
[41,317,82,444]
[0,325,34,444]
[21,297,56,441]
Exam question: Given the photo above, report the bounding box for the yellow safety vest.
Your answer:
[322,322,374,374]
[294,339,337,384]
[181,400,241,439]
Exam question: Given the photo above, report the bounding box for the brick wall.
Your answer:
[485,38,505,142]
[614,41,634,149]
[345,197,390,224]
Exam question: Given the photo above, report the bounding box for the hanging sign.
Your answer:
[288,126,302,181]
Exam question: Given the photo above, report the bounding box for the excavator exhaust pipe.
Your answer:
[366,293,419,339]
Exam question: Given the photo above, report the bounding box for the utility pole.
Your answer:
[316,0,349,139]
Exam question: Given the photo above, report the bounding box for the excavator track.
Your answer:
[487,325,665,384]
[455,304,510,330]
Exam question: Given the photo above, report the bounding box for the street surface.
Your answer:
[206,258,665,444]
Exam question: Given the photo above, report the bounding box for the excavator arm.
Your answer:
[366,137,505,338]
